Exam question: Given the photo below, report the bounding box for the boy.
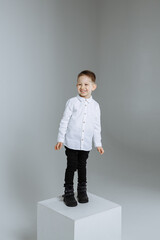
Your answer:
[55,70,104,207]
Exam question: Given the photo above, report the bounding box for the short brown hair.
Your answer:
[77,70,96,83]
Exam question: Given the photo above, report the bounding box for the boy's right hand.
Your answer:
[54,142,63,150]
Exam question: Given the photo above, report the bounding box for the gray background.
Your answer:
[1,0,160,240]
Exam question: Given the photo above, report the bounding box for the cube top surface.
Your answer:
[38,192,120,220]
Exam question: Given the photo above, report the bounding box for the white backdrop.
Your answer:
[1,0,160,240]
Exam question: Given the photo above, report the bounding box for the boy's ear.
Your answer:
[92,83,97,91]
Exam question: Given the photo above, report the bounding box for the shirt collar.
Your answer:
[77,94,93,103]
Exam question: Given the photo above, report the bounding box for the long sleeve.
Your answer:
[93,104,102,147]
[57,99,73,143]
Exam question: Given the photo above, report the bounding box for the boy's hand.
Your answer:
[97,146,104,155]
[55,142,63,150]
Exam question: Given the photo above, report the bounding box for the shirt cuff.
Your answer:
[94,142,102,148]
[57,136,64,143]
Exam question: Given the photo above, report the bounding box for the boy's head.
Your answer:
[76,70,97,99]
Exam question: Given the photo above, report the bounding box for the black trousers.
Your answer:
[64,146,90,186]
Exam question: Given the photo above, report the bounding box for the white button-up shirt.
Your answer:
[57,95,102,151]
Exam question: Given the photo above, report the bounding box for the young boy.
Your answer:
[55,70,104,207]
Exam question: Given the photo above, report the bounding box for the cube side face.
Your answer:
[74,206,121,240]
[37,204,74,240]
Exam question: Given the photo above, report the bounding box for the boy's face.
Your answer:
[76,75,97,98]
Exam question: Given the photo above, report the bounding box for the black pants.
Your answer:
[64,146,90,186]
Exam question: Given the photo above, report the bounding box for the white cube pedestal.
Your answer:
[37,192,121,240]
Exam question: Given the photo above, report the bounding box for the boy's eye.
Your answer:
[78,83,88,86]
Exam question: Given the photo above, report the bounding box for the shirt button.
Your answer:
[84,113,86,115]
[83,121,85,123]
[81,139,83,141]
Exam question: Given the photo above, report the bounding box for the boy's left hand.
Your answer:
[97,147,104,155]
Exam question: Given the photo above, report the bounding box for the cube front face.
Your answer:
[74,207,121,240]
[37,204,74,240]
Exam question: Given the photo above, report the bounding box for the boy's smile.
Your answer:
[76,75,97,99]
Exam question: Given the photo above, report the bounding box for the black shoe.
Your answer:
[63,185,77,207]
[77,183,89,203]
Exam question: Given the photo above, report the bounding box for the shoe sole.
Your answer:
[77,198,89,203]
[64,200,78,207]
